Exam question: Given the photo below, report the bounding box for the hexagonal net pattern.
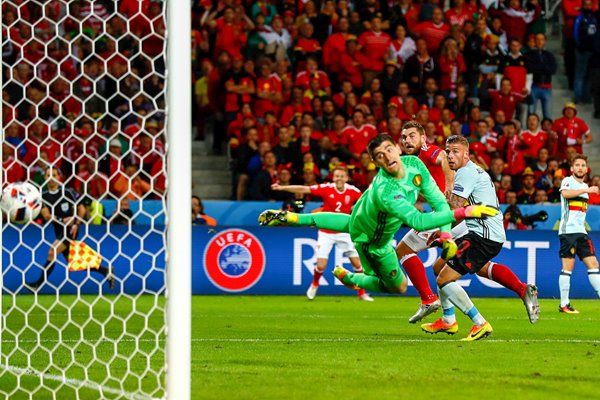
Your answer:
[2,1,167,398]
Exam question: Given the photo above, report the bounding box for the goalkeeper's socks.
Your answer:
[401,254,436,303]
[440,281,485,325]
[488,262,526,298]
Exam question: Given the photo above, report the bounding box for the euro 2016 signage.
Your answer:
[196,227,600,299]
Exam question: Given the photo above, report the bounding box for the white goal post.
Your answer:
[1,1,191,398]
[166,0,191,399]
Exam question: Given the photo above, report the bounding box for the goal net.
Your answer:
[1,1,177,398]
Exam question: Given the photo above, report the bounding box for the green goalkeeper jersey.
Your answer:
[349,155,454,247]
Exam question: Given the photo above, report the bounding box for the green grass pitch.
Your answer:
[1,295,599,399]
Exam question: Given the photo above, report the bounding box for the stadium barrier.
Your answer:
[5,225,595,299]
[100,200,600,231]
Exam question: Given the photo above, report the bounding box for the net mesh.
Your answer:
[2,1,167,398]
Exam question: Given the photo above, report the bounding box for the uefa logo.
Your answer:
[203,229,266,292]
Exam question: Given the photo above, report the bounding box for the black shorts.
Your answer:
[559,233,596,260]
[446,232,504,275]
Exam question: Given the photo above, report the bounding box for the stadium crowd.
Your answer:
[193,0,600,211]
[2,0,166,201]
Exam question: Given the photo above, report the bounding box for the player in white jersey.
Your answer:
[398,132,539,325]
[421,135,538,340]
[557,154,600,313]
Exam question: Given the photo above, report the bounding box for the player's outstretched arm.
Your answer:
[271,183,311,194]
[385,196,498,232]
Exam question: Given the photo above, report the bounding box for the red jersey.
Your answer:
[358,31,391,72]
[520,130,549,159]
[445,8,471,27]
[322,33,350,74]
[254,74,282,117]
[295,70,331,90]
[497,134,526,175]
[213,19,247,58]
[404,5,421,31]
[438,54,466,92]
[417,143,446,192]
[552,116,590,155]
[3,155,25,184]
[309,182,362,233]
[342,123,378,156]
[489,90,526,120]
[413,22,450,55]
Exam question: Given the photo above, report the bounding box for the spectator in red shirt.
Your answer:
[519,113,551,163]
[339,36,367,89]
[322,16,352,76]
[358,15,391,86]
[496,120,526,177]
[222,55,255,124]
[342,109,378,163]
[294,22,322,67]
[489,77,526,120]
[294,57,331,95]
[490,0,541,44]
[254,61,282,120]
[332,79,353,110]
[413,7,450,56]
[445,0,472,27]
[205,6,251,58]
[588,175,600,204]
[552,102,593,157]
[2,143,25,185]
[438,38,466,98]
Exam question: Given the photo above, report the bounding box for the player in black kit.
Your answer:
[26,166,114,290]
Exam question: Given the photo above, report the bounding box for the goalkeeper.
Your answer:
[26,166,114,290]
[259,134,498,294]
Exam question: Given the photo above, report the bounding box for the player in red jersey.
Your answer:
[270,166,373,301]
[394,121,455,322]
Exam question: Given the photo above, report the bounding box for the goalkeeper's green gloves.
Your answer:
[453,205,499,221]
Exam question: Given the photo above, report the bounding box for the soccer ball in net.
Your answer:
[1,182,42,224]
